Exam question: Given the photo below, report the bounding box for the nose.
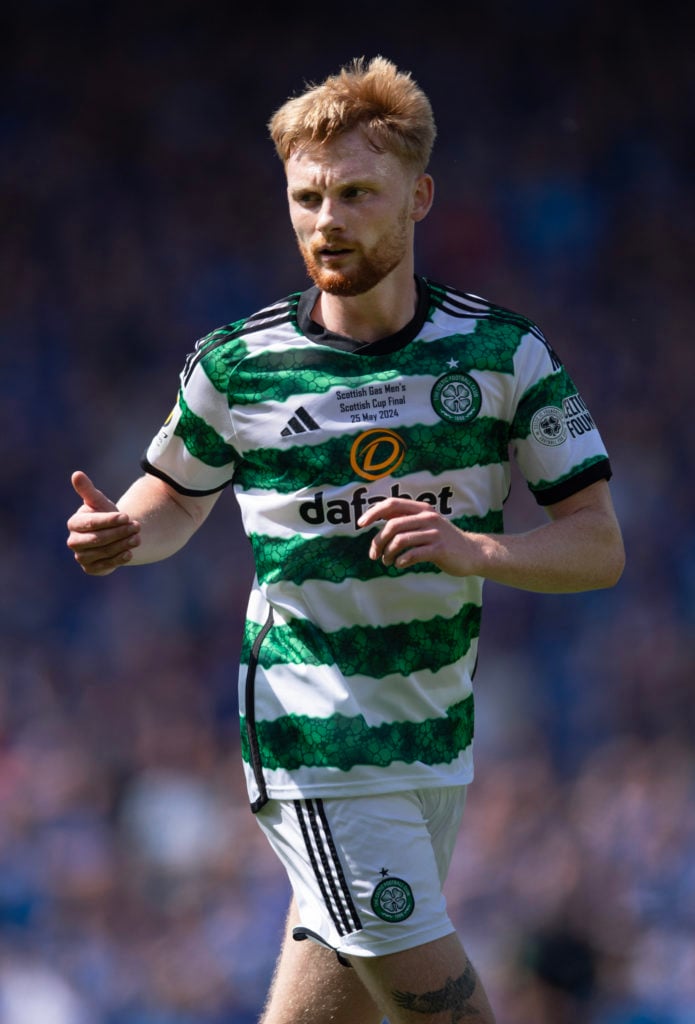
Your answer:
[315,197,344,236]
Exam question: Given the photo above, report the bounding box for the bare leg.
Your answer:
[351,932,496,1024]
[260,897,384,1024]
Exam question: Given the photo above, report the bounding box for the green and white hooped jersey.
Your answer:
[143,277,611,810]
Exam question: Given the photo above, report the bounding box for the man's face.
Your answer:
[285,128,429,296]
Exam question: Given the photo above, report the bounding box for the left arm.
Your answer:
[357,479,625,594]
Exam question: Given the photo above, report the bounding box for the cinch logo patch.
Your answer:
[349,428,407,481]
[153,402,177,447]
[431,372,481,424]
[371,878,415,922]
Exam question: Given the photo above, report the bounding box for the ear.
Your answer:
[411,173,435,223]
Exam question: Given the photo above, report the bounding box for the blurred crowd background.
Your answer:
[1,1,693,1021]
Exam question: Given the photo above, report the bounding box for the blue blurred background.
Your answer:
[1,1,693,1021]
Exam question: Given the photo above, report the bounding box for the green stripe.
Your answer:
[251,510,504,586]
[175,392,239,467]
[195,323,248,392]
[240,694,474,772]
[234,417,509,493]
[242,602,481,678]
[229,351,402,404]
[456,318,524,373]
[200,321,524,407]
[512,368,576,439]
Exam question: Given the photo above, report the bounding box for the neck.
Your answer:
[313,268,419,344]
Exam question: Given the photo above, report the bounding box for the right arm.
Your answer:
[66,469,222,576]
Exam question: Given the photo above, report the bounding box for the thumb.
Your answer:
[71,470,118,512]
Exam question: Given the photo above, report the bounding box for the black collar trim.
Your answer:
[296,276,430,356]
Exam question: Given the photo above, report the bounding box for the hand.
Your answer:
[66,471,141,575]
[358,497,484,576]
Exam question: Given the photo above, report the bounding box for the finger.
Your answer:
[368,519,404,560]
[358,497,430,528]
[67,527,140,559]
[66,516,139,544]
[71,470,118,513]
[72,539,138,572]
[375,529,434,567]
[73,551,129,576]
[368,511,433,559]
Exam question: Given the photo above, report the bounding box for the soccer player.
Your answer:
[66,56,625,1024]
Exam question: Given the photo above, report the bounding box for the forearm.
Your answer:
[116,475,212,565]
[471,505,625,593]
[359,481,625,593]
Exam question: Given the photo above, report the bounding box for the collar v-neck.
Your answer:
[296,276,430,356]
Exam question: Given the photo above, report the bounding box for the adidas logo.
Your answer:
[281,406,321,437]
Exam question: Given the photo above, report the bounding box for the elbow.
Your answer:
[601,532,626,589]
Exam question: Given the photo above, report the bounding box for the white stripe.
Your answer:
[249,747,475,803]
[244,653,476,725]
[236,468,508,542]
[265,571,482,631]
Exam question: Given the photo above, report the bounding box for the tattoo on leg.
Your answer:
[393,961,481,1022]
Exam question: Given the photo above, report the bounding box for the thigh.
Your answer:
[261,897,383,1024]
[351,931,496,1024]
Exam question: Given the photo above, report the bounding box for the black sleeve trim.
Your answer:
[140,456,231,497]
[533,458,612,507]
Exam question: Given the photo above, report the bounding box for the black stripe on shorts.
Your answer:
[293,799,362,937]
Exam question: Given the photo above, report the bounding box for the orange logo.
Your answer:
[349,428,407,481]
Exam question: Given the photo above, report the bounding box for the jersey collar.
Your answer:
[297,276,430,356]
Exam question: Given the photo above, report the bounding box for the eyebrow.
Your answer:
[289,177,375,197]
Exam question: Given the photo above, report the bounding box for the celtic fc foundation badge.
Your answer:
[531,405,567,446]
[371,878,415,922]
[431,372,482,424]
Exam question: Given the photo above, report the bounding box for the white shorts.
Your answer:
[255,786,468,959]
